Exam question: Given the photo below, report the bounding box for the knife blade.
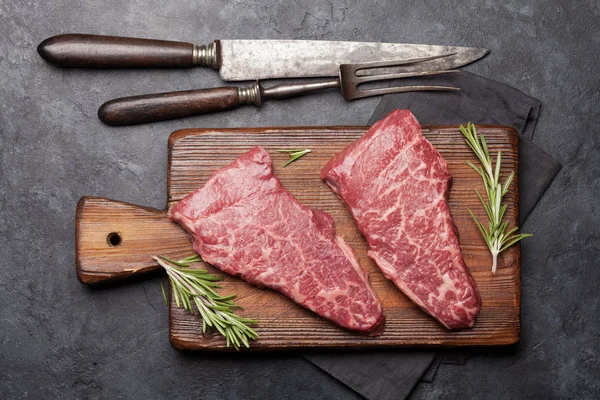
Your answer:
[219,40,488,80]
[37,34,488,81]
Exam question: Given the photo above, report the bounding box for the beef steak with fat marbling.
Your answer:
[169,146,384,335]
[321,109,481,329]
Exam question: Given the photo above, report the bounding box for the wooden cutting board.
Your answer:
[76,125,521,350]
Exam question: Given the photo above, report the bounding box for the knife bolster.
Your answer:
[192,40,221,69]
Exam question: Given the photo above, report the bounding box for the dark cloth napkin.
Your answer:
[303,71,562,400]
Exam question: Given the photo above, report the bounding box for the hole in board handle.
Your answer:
[107,232,122,247]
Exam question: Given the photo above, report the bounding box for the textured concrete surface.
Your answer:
[0,1,598,399]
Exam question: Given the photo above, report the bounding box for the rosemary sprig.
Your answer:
[459,122,533,274]
[154,254,259,350]
[277,148,311,167]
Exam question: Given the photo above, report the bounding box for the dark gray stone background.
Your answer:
[1,1,598,399]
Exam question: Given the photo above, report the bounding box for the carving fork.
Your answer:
[99,54,460,126]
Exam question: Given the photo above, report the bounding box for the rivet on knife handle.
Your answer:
[98,83,263,126]
[37,34,221,69]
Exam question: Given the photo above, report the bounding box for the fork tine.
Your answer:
[339,56,461,100]
[350,85,460,100]
[356,69,459,83]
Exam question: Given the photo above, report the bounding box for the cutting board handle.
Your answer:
[76,196,193,284]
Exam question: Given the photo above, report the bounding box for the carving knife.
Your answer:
[37,34,488,80]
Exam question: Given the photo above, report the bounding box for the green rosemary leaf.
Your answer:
[180,254,203,264]
[206,304,230,311]
[468,209,490,240]
[495,152,502,187]
[195,298,211,322]
[154,255,259,349]
[160,282,168,306]
[278,148,311,167]
[503,171,514,196]
[460,123,533,274]
[499,233,534,253]
[161,256,191,268]
[172,279,182,308]
[483,183,493,207]
[194,274,223,282]
[229,327,241,349]
[499,203,508,223]
[240,331,250,348]
[499,221,510,237]
[215,294,237,301]
[466,161,484,178]
[503,226,520,238]
[180,268,210,276]
[480,134,490,164]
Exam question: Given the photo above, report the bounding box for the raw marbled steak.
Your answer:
[321,109,481,329]
[169,146,384,334]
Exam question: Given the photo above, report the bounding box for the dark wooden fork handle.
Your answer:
[98,84,263,126]
[37,34,218,68]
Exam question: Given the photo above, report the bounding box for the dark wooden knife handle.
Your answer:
[38,34,200,68]
[98,84,262,125]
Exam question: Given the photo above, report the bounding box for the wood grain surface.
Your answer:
[76,124,520,350]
